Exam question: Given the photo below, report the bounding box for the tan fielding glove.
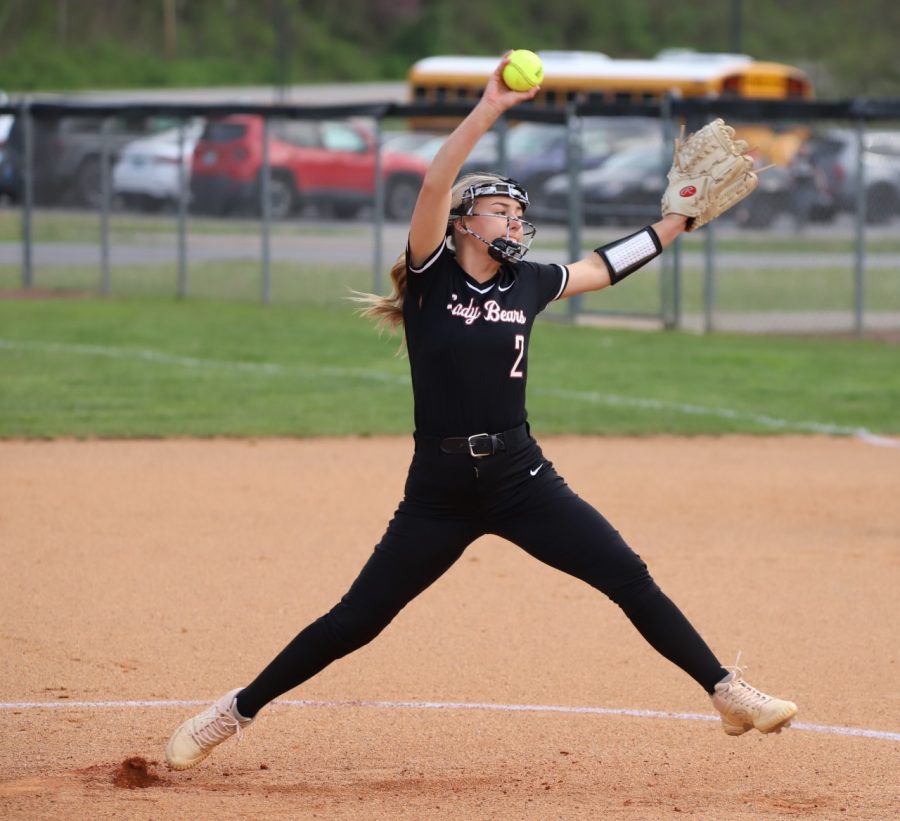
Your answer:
[661,118,758,231]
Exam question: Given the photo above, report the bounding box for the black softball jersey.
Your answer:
[233,239,729,719]
[404,239,569,438]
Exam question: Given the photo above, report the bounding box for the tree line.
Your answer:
[1,0,898,97]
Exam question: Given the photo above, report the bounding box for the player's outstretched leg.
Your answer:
[165,688,253,770]
[711,669,797,735]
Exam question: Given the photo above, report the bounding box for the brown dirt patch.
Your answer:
[112,757,162,789]
[0,436,897,820]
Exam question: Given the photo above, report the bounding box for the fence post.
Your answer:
[260,115,272,305]
[565,103,582,322]
[373,115,384,295]
[176,118,189,299]
[99,117,112,295]
[853,120,866,337]
[20,99,33,290]
[670,236,682,331]
[495,115,508,176]
[661,97,680,330]
[703,220,716,333]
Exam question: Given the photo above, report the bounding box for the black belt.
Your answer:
[416,422,530,458]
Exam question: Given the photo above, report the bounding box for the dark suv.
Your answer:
[4,114,177,207]
[542,139,667,225]
[459,116,660,206]
[190,116,429,220]
[800,128,900,224]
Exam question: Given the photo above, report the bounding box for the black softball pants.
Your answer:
[236,436,726,718]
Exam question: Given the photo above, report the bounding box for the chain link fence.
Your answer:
[1,97,898,336]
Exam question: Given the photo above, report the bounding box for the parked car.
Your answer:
[4,113,180,207]
[543,135,841,230]
[732,147,838,229]
[0,110,18,203]
[380,129,442,155]
[113,119,205,211]
[797,128,900,224]
[190,116,429,220]
[735,129,900,228]
[542,139,667,225]
[459,117,660,203]
[408,131,498,168]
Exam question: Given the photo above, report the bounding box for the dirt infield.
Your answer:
[1,436,897,820]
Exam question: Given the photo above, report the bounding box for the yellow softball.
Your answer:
[502,49,544,92]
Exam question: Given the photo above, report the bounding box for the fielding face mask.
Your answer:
[450,178,536,262]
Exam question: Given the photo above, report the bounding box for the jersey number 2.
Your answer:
[510,334,525,379]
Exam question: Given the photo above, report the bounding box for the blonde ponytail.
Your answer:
[351,252,407,333]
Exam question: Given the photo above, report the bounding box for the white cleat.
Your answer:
[711,669,798,736]
[165,688,252,770]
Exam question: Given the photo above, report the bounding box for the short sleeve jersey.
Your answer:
[404,239,569,437]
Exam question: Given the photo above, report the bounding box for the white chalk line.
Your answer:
[2,338,897,448]
[0,338,408,385]
[1,697,897,742]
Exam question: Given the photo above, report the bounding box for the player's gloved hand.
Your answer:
[661,118,758,232]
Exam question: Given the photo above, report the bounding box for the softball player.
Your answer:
[166,54,797,770]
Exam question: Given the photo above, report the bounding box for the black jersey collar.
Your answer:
[460,263,517,295]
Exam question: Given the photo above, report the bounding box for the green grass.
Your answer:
[3,209,898,319]
[1,296,897,439]
[0,209,379,242]
[0,261,373,304]
[536,263,900,315]
[6,209,900,253]
[4,258,899,315]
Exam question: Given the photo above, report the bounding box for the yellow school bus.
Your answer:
[408,49,814,107]
[407,50,814,163]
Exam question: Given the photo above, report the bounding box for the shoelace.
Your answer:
[721,653,772,709]
[727,678,772,709]
[190,703,244,748]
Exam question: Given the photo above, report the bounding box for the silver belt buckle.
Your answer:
[468,432,492,458]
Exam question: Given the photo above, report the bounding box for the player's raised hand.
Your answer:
[481,51,541,112]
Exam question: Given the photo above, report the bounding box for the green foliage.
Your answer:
[0,0,898,95]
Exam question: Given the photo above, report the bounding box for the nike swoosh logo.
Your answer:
[529,463,545,477]
[498,282,514,292]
